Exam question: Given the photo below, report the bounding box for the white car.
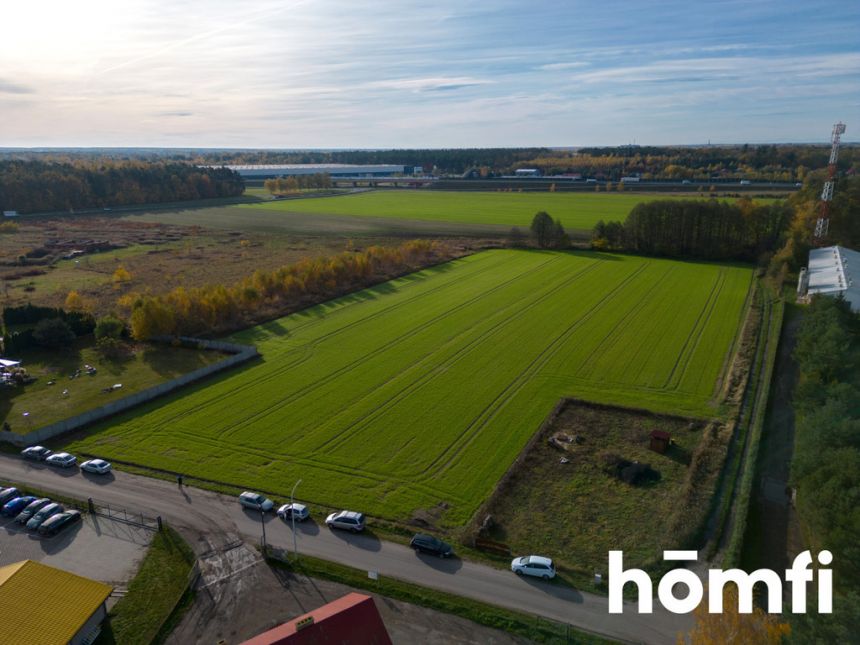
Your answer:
[325,510,365,532]
[45,452,76,468]
[239,491,274,512]
[80,459,112,475]
[21,446,52,461]
[511,555,556,580]
[277,503,309,522]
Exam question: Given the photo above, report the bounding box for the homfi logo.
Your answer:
[608,550,832,614]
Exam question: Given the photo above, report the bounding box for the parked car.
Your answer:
[1,496,36,517]
[410,533,454,558]
[325,510,365,533]
[26,503,63,530]
[15,498,51,524]
[45,452,76,468]
[511,555,556,580]
[277,503,309,522]
[0,487,20,505]
[20,446,52,461]
[37,510,82,537]
[239,491,274,512]
[80,459,112,475]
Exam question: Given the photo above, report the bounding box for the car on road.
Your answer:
[26,503,63,530]
[20,446,52,461]
[80,459,112,475]
[277,503,309,522]
[45,452,77,468]
[37,510,82,537]
[511,555,556,580]
[239,491,274,512]
[410,533,454,558]
[325,510,365,533]
[0,487,20,505]
[1,495,37,517]
[15,498,51,524]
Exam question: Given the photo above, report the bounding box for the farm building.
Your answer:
[225,164,405,179]
[0,560,113,645]
[800,245,860,311]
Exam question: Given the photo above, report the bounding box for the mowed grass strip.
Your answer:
[68,250,751,525]
[243,190,775,231]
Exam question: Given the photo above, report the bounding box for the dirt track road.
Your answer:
[0,453,689,644]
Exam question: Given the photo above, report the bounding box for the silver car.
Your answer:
[45,452,76,468]
[325,510,365,532]
[239,491,274,512]
[80,459,112,475]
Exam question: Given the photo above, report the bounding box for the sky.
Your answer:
[1,0,858,148]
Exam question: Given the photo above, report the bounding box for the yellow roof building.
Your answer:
[0,560,112,645]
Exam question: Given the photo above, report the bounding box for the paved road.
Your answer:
[0,453,688,644]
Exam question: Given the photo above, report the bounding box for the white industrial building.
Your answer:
[225,164,405,178]
[798,245,860,311]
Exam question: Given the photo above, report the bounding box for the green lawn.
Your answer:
[98,526,195,645]
[1,341,224,432]
[68,250,751,525]
[242,190,773,231]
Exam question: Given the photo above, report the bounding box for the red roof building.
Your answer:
[241,593,392,645]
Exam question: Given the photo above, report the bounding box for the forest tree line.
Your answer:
[785,295,860,641]
[263,173,333,193]
[123,240,448,339]
[0,160,244,214]
[592,198,793,261]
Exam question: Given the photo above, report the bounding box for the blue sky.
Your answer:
[0,0,858,147]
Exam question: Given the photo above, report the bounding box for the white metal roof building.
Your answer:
[806,245,860,311]
[225,164,405,178]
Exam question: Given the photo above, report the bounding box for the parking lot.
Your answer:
[0,511,152,589]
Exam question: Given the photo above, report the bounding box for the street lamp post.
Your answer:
[291,478,302,561]
[260,508,267,552]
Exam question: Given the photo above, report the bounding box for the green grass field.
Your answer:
[242,190,771,231]
[68,250,751,525]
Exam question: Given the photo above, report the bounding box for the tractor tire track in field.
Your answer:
[423,261,651,480]
[661,269,726,391]
[573,264,674,380]
[212,254,565,441]
[311,260,605,457]
[126,253,554,439]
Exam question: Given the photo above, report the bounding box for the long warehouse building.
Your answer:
[226,164,406,178]
[799,245,860,311]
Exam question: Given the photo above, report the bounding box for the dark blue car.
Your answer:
[1,496,36,517]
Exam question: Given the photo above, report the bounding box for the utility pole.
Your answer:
[291,478,302,561]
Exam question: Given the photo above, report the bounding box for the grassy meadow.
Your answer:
[68,249,751,525]
[242,190,774,231]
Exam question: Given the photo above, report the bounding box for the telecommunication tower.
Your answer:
[813,121,847,241]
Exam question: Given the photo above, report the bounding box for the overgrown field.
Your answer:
[242,190,774,231]
[68,250,751,525]
[481,401,731,575]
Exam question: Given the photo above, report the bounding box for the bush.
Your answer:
[32,318,75,349]
[95,315,126,340]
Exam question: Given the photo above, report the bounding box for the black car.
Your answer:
[410,533,454,558]
[37,510,82,536]
[0,487,20,505]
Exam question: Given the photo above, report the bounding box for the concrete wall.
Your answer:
[0,337,258,447]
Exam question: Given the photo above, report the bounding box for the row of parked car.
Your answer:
[0,486,82,536]
[237,491,554,575]
[20,445,112,475]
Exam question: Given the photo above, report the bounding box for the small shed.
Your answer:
[649,430,671,454]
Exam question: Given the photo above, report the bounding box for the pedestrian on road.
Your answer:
[177,474,183,487]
